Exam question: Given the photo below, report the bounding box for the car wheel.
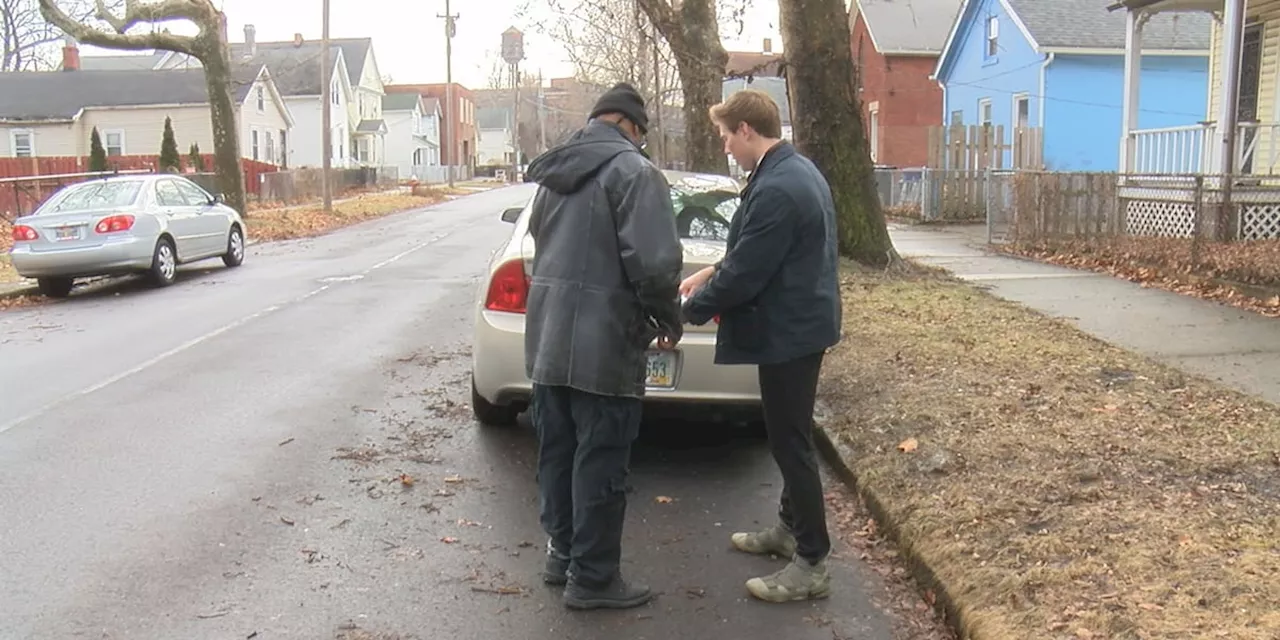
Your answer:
[36,277,74,298]
[471,376,520,427]
[148,237,177,287]
[222,225,245,268]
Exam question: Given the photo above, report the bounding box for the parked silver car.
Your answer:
[470,170,763,427]
[8,174,246,297]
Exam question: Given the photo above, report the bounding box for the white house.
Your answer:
[476,106,514,168]
[1,43,293,165]
[382,93,442,181]
[91,28,387,170]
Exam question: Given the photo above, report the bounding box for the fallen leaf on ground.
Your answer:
[441,536,459,544]
[280,517,295,526]
[444,475,463,483]
[655,496,674,504]
[898,438,919,453]
[398,474,415,487]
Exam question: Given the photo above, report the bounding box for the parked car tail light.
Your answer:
[485,259,530,313]
[94,214,136,234]
[714,315,720,324]
[12,225,38,242]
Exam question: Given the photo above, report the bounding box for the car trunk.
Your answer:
[680,239,725,334]
[21,211,112,252]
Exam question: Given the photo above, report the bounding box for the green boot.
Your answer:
[730,524,797,558]
[745,555,831,603]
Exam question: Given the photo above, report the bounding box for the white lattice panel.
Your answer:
[1240,204,1280,240]
[1125,200,1197,237]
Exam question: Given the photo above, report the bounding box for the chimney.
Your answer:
[763,38,773,54]
[61,36,80,71]
[244,24,256,56]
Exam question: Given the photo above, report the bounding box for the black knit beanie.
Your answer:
[590,82,649,134]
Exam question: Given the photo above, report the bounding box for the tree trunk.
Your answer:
[638,0,729,175]
[778,0,898,267]
[196,40,247,215]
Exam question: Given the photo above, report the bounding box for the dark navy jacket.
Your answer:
[682,142,842,365]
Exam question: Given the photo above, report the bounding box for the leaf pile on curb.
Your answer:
[246,192,446,243]
[820,267,1280,639]
[1000,238,1280,317]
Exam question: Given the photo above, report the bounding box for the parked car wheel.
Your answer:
[222,225,245,268]
[148,237,177,287]
[471,376,520,427]
[37,277,74,299]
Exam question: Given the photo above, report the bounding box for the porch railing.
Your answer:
[1128,121,1280,176]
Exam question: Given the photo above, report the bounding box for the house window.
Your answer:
[978,99,993,126]
[1013,95,1030,128]
[11,130,34,157]
[986,16,999,57]
[950,110,964,126]
[104,130,125,156]
[332,82,340,105]
[256,86,265,112]
[264,130,275,165]
[251,129,260,161]
[279,129,288,168]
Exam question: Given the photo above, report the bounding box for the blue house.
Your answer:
[933,0,1211,170]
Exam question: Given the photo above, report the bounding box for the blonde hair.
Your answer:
[709,89,782,139]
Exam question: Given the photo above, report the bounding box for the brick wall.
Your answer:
[852,13,945,168]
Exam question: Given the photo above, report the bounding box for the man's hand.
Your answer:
[656,334,679,350]
[679,266,715,298]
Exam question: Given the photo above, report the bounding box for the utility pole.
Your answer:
[438,1,458,187]
[538,69,547,154]
[651,25,663,167]
[320,0,332,212]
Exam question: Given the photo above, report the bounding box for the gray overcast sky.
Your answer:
[77,0,785,89]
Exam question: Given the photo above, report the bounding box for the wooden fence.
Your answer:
[927,124,1044,171]
[0,155,278,219]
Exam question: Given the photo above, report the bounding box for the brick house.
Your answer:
[850,0,962,167]
[385,83,476,169]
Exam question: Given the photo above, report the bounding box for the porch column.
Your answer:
[1120,9,1144,174]
[1217,0,1247,176]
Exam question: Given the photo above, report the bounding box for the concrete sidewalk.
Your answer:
[891,223,1280,405]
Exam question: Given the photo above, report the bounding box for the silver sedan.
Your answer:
[8,174,246,297]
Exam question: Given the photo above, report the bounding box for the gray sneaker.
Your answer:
[542,540,570,586]
[730,524,797,558]
[745,555,831,603]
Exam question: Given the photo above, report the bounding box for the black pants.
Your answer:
[532,383,642,587]
[759,351,831,562]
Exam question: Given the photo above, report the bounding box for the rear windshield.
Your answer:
[671,180,739,242]
[41,180,145,214]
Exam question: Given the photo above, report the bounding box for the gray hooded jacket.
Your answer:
[523,120,683,398]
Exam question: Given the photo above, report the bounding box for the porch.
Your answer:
[1112,0,1280,239]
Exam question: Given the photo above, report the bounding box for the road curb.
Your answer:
[0,283,37,300]
[813,421,973,638]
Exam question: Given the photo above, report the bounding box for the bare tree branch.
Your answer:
[2,0,93,71]
[39,0,201,54]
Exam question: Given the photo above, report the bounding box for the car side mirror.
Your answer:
[212,193,225,204]
[501,207,522,223]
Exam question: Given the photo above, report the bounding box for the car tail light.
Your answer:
[94,214,135,234]
[484,259,530,313]
[713,315,720,324]
[12,225,38,242]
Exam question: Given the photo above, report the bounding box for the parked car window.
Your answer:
[174,180,213,206]
[671,187,739,242]
[155,180,188,207]
[41,179,144,213]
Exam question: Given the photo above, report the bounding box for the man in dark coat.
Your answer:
[523,83,684,610]
[680,89,843,603]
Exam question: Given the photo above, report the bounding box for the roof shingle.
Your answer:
[1005,0,1211,50]
[0,67,264,122]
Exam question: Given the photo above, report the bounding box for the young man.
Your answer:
[522,83,684,610]
[680,89,842,603]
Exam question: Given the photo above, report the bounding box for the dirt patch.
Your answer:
[0,218,16,284]
[1000,238,1280,317]
[246,191,448,243]
[820,266,1280,639]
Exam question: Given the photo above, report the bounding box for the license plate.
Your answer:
[55,226,80,240]
[645,350,677,389]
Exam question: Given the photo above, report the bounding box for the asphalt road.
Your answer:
[0,186,900,639]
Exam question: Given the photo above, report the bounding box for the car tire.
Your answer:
[37,277,74,298]
[148,237,177,288]
[471,376,519,427]
[222,225,245,268]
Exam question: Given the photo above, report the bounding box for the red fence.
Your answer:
[0,155,279,219]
